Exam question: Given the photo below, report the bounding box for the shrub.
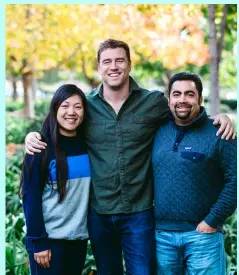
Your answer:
[34,99,51,118]
[6,100,24,112]
[6,149,29,274]
[6,99,51,145]
[224,214,237,274]
[6,116,31,144]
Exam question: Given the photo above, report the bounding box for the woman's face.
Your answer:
[57,94,84,137]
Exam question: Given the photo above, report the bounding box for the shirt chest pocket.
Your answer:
[132,116,157,142]
[85,120,106,143]
[181,151,206,162]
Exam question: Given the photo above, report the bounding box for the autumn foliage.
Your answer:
[6,4,209,80]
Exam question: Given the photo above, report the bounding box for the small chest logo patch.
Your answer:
[185,147,192,150]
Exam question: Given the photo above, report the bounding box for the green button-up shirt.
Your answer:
[85,77,169,214]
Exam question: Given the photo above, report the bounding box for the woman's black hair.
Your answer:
[20,84,87,202]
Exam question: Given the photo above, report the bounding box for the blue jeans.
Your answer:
[88,207,156,275]
[155,230,226,275]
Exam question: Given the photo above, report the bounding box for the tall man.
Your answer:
[25,40,235,275]
[152,72,237,275]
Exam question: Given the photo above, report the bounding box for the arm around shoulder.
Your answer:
[152,91,170,125]
[25,132,47,155]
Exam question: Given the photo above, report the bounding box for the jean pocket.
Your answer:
[196,230,217,234]
[155,229,166,234]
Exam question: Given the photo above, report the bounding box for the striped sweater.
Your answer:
[22,135,91,253]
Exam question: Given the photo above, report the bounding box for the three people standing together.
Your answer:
[23,39,236,275]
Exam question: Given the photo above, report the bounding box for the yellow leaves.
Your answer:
[6,4,209,78]
[21,66,32,74]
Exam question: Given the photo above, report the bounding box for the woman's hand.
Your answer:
[34,249,51,268]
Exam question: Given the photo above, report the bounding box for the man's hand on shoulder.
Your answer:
[196,220,217,233]
[25,132,47,155]
[212,113,236,140]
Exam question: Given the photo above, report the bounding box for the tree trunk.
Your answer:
[12,77,17,101]
[208,4,219,116]
[23,71,35,119]
[32,76,37,102]
[82,58,100,89]
[21,5,34,119]
[208,4,228,116]
[162,71,173,96]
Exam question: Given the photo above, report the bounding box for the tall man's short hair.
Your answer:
[97,39,131,63]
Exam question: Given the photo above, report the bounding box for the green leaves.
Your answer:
[6,149,29,274]
[224,214,237,273]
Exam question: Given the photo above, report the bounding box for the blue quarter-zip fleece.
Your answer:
[152,107,237,231]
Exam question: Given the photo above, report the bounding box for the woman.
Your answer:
[20,84,91,275]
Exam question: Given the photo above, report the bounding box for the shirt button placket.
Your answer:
[116,118,126,207]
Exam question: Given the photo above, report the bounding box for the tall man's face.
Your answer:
[169,80,203,126]
[98,48,131,91]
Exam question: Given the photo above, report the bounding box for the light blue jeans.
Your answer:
[155,230,226,275]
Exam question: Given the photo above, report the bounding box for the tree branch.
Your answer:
[41,42,82,73]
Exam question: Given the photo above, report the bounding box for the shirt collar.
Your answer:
[91,76,141,99]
